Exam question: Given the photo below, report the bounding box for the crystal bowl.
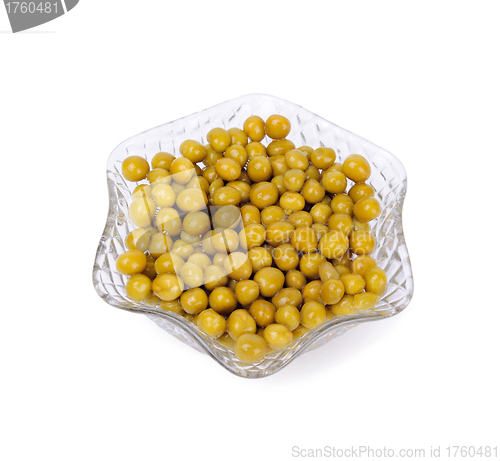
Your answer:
[93,94,414,378]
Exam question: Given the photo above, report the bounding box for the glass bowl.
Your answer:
[93,94,414,378]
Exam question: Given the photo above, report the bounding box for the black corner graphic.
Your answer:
[3,0,79,33]
[64,0,78,12]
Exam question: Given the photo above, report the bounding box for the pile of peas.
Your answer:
[115,114,387,363]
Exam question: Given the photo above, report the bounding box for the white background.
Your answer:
[1,1,499,460]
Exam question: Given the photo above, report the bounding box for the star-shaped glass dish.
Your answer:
[93,94,414,378]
